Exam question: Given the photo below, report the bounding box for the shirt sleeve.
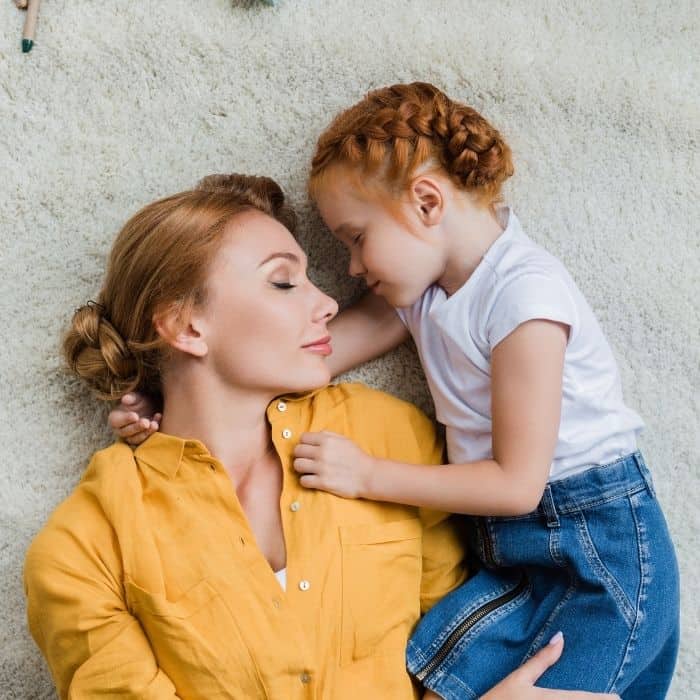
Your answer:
[405,407,469,614]
[485,271,578,350]
[24,537,180,699]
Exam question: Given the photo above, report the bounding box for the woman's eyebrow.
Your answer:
[258,252,308,268]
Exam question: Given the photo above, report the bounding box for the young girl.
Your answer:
[111,83,680,699]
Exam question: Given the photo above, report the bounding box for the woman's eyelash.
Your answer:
[351,233,363,245]
[272,282,297,290]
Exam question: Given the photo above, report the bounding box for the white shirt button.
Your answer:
[300,672,311,684]
[290,501,301,512]
[282,428,293,439]
[298,579,310,591]
[277,401,287,412]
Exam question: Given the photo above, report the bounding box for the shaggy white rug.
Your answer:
[1,1,697,697]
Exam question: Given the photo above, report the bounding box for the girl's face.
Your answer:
[314,170,444,308]
[194,210,339,395]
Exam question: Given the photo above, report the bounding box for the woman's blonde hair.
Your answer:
[63,174,296,401]
[309,82,513,205]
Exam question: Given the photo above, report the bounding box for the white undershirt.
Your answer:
[274,568,287,591]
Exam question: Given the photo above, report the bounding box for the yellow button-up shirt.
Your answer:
[24,383,466,699]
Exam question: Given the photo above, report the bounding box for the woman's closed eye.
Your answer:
[351,233,363,246]
[272,281,297,290]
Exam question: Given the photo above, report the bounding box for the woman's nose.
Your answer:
[314,289,339,323]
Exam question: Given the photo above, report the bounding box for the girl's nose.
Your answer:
[348,252,366,278]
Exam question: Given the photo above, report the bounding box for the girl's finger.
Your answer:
[125,430,151,446]
[517,632,564,685]
[299,474,321,489]
[541,691,620,699]
[108,410,140,430]
[293,443,318,459]
[293,458,317,474]
[118,418,152,438]
[299,432,323,446]
[120,393,137,406]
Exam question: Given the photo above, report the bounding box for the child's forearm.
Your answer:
[326,292,408,377]
[364,457,547,516]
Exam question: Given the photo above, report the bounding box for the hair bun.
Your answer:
[63,301,140,400]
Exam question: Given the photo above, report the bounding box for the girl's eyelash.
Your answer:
[272,282,297,290]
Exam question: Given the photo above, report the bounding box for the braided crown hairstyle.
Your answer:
[309,82,513,204]
[64,174,296,401]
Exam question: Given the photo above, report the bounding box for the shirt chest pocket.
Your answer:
[339,518,422,667]
[125,578,266,698]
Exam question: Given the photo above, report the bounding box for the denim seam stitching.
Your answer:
[574,511,636,628]
[521,570,577,663]
[610,491,648,692]
[414,580,521,657]
[548,522,565,567]
[554,483,647,515]
[422,580,533,693]
[431,668,479,699]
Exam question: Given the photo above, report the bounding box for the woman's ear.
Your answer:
[410,176,444,226]
[153,305,208,358]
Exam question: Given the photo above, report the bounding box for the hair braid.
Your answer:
[310,82,513,203]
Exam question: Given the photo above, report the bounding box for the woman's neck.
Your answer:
[159,365,276,483]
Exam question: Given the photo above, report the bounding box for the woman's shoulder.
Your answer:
[312,382,428,417]
[307,383,440,459]
[25,442,140,563]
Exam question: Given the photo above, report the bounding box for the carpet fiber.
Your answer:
[1,1,697,697]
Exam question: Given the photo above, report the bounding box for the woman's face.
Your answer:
[195,209,338,396]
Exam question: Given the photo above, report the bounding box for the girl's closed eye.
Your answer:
[272,281,297,290]
[351,233,363,246]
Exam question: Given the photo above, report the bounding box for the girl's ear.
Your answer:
[410,176,445,226]
[153,305,208,358]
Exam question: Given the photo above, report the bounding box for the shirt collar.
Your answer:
[133,432,207,479]
[133,388,326,478]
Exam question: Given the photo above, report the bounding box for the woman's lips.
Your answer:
[302,336,333,356]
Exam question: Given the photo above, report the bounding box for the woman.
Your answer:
[24,174,618,699]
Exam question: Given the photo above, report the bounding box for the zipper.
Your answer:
[478,517,496,567]
[414,574,528,683]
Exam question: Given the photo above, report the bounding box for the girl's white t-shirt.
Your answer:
[395,206,643,481]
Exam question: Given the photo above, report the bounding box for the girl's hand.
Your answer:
[426,634,619,700]
[108,393,161,446]
[293,431,375,498]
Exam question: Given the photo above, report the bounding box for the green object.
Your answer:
[22,39,33,53]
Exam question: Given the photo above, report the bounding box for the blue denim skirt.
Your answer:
[407,452,680,699]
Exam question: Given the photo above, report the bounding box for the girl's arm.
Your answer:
[325,291,409,377]
[294,319,568,516]
[109,292,407,445]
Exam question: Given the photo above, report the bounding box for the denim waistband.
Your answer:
[537,452,654,523]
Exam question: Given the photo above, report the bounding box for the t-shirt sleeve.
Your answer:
[394,305,409,327]
[484,271,578,350]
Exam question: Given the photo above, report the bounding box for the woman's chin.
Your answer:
[282,367,331,395]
